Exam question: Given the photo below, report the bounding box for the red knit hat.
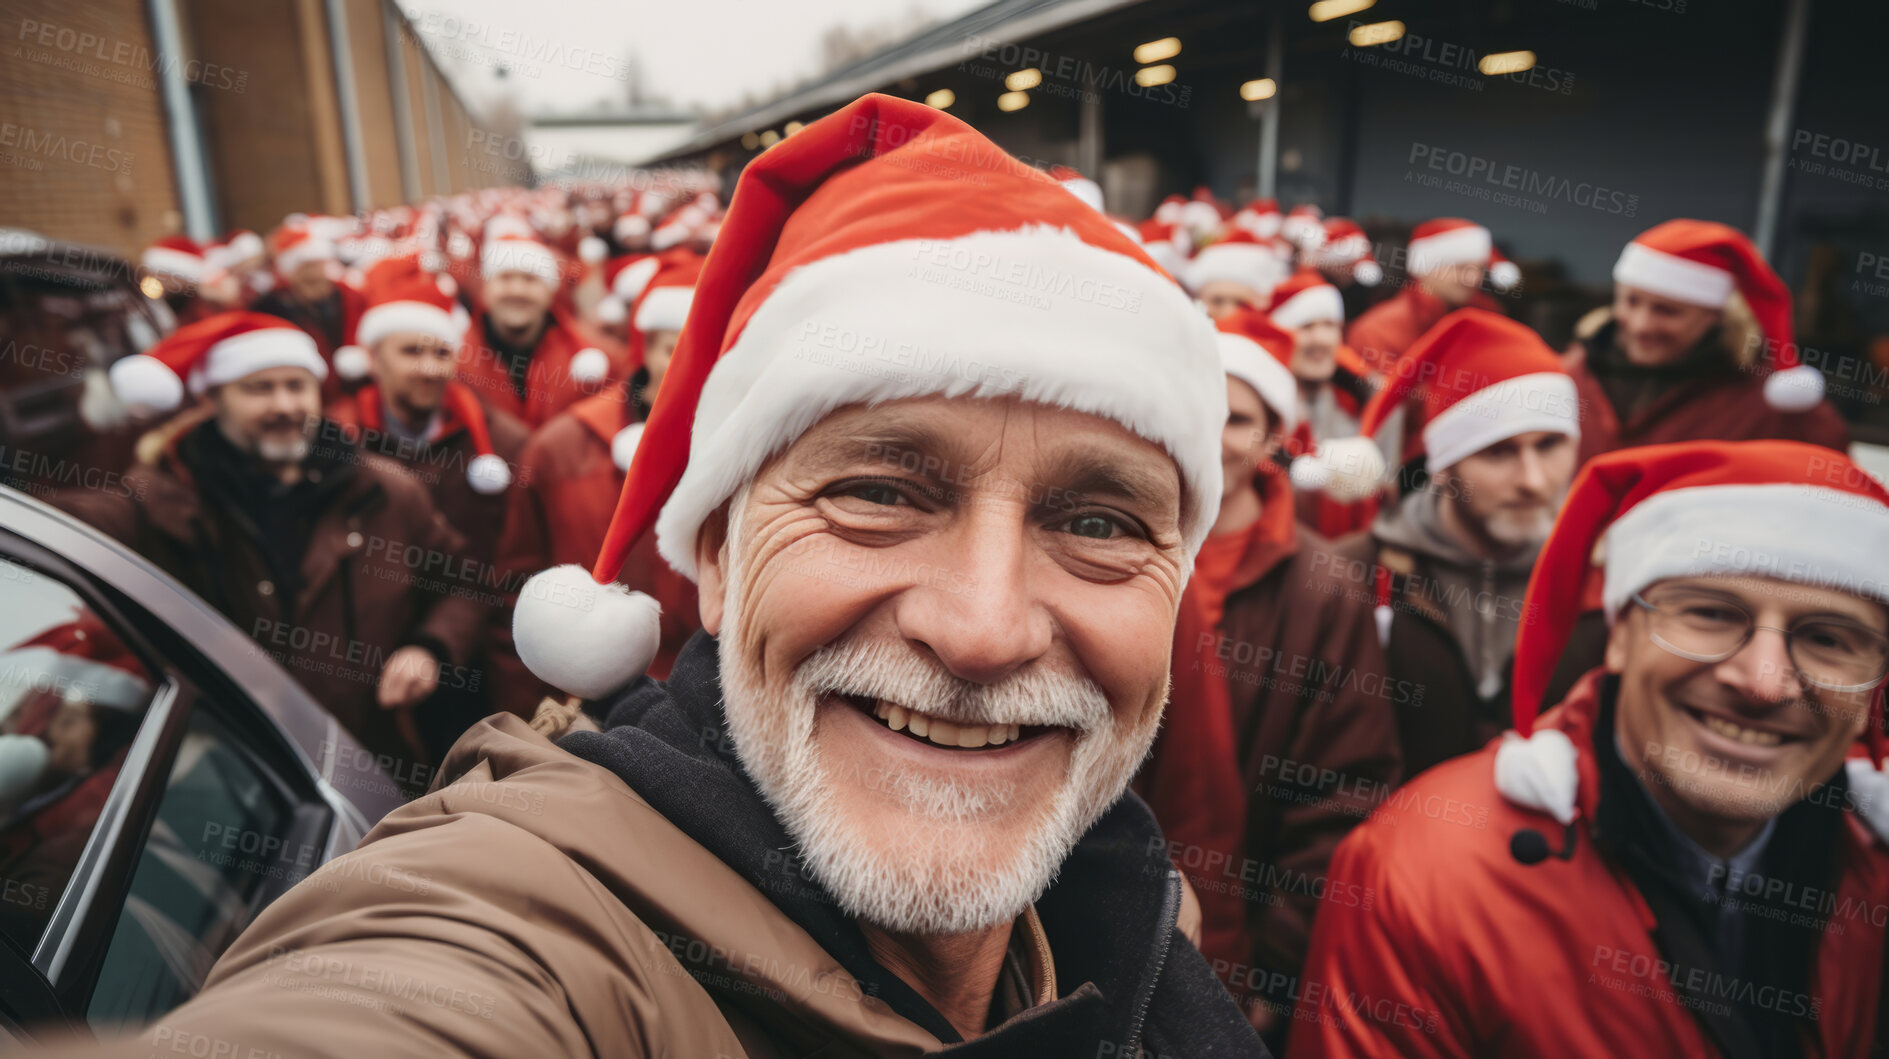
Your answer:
[1612,219,1818,411]
[1499,440,1889,831]
[1406,218,1492,274]
[1266,269,1346,329]
[143,235,208,285]
[108,312,327,414]
[333,254,470,381]
[1312,218,1381,286]
[512,93,1224,699]
[271,225,336,277]
[1216,308,1299,432]
[1303,309,1578,502]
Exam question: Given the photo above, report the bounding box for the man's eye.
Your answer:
[1065,514,1123,540]
[841,482,907,506]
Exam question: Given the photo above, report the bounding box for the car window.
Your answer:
[0,557,155,959]
[85,707,300,1029]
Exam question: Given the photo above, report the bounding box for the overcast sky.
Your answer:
[397,0,990,117]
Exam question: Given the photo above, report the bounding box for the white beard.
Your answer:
[1483,503,1557,549]
[255,435,311,464]
[715,502,1155,935]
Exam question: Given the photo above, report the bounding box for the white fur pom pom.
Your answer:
[569,347,610,385]
[1763,364,1825,413]
[467,452,512,494]
[1493,729,1579,826]
[578,236,608,265]
[107,354,184,415]
[333,345,373,381]
[1306,436,1386,503]
[513,565,661,701]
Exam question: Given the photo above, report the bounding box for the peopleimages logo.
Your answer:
[1406,143,1639,217]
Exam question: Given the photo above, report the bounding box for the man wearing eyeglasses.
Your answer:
[1290,440,1889,1059]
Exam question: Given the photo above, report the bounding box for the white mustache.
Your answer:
[792,636,1111,733]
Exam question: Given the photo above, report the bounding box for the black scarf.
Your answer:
[559,631,1266,1056]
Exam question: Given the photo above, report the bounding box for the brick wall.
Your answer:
[0,2,183,257]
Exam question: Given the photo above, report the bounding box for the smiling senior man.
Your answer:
[44,95,1267,1057]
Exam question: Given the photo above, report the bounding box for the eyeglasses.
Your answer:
[1630,591,1889,692]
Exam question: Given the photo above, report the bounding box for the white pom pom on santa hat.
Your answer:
[106,355,185,415]
[1296,435,1385,502]
[1352,259,1383,287]
[467,452,513,495]
[612,422,645,472]
[578,236,608,265]
[596,296,627,326]
[570,347,611,384]
[1492,729,1579,825]
[333,344,373,381]
[512,565,662,700]
[1763,363,1825,413]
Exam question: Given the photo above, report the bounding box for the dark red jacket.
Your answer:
[1290,670,1888,1058]
[1345,285,1502,375]
[456,308,629,428]
[489,393,697,714]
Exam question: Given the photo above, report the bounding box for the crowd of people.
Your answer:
[12,91,1887,1057]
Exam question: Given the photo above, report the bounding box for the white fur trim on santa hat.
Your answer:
[1764,364,1826,413]
[1270,284,1345,330]
[275,237,337,276]
[196,327,329,392]
[615,215,652,242]
[596,296,628,325]
[108,354,186,413]
[655,225,1226,581]
[482,241,560,286]
[612,422,645,472]
[1218,333,1299,433]
[577,236,608,265]
[1186,242,1288,298]
[634,285,694,335]
[569,347,611,384]
[332,345,372,381]
[142,246,206,284]
[467,452,513,494]
[1422,371,1580,472]
[613,256,662,302]
[357,300,465,348]
[512,565,662,700]
[1601,483,1889,620]
[227,231,264,260]
[1611,241,1735,308]
[1408,225,1492,274]
[1493,728,1579,825]
[650,224,689,252]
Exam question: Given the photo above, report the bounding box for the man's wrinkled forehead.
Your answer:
[782,402,1184,520]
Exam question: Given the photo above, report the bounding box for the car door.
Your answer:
[0,533,339,1039]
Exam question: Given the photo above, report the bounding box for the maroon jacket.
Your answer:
[1567,317,1849,466]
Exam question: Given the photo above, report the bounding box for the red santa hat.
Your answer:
[1303,309,1579,502]
[1281,204,1326,250]
[613,213,653,247]
[1312,218,1381,286]
[1135,219,1192,279]
[1406,218,1492,275]
[1153,193,1188,226]
[481,235,562,287]
[142,235,208,285]
[271,225,337,276]
[1611,219,1817,412]
[632,257,700,336]
[512,93,1225,700]
[1048,165,1105,213]
[1185,231,1289,301]
[107,312,327,414]
[595,254,663,325]
[333,254,471,381]
[1232,198,1283,240]
[1266,269,1346,330]
[1498,440,1889,834]
[1215,308,1299,433]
